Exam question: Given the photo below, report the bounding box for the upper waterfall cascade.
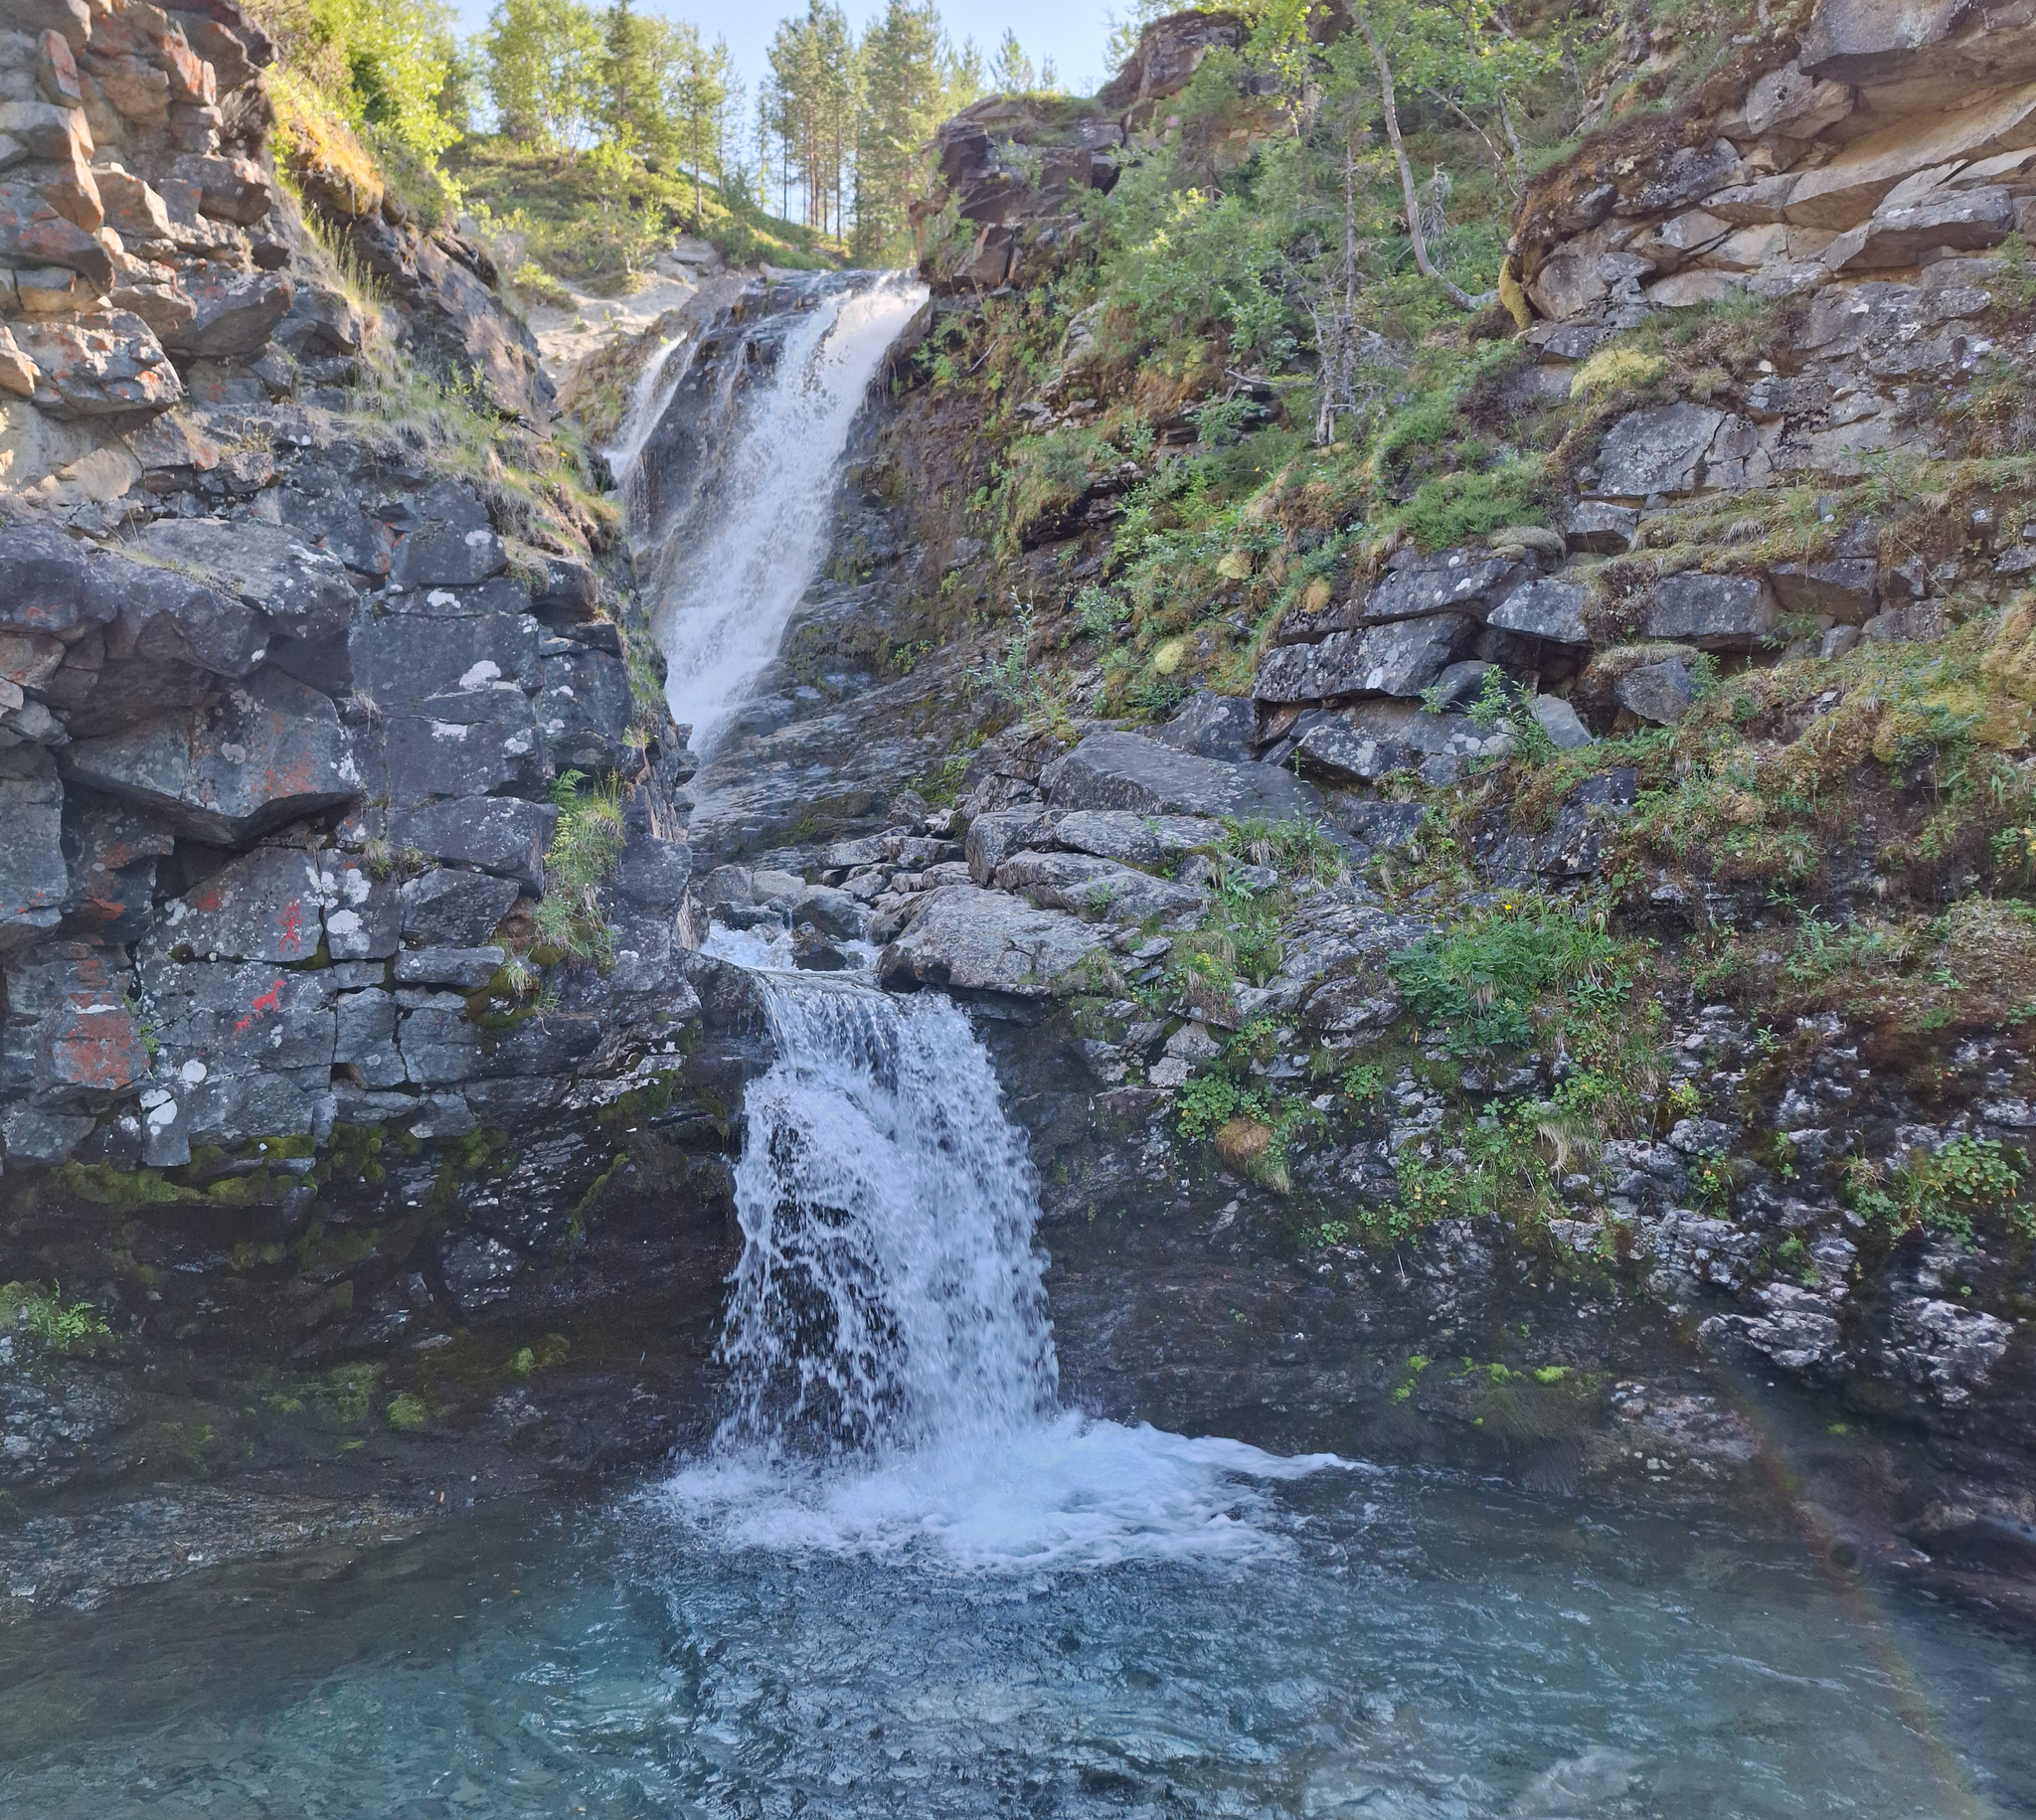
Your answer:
[618,272,927,762]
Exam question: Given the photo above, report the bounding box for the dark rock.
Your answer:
[1488,577,1591,646]
[1359,548,1533,624]
[389,517,508,589]
[321,860,400,960]
[437,1231,522,1313]
[1151,691,1258,761]
[537,645,631,775]
[151,844,325,961]
[1615,656,1698,725]
[1255,614,1475,703]
[333,988,404,1088]
[400,867,522,944]
[0,744,66,956]
[389,795,558,893]
[1641,573,1779,650]
[64,668,360,843]
[350,610,539,708]
[965,806,1053,883]
[0,518,115,637]
[274,488,394,579]
[94,546,268,679]
[130,517,356,645]
[1530,697,1594,749]
[1053,809,1221,869]
[1040,731,1320,820]
[1769,556,1878,622]
[158,267,291,357]
[1292,705,1509,785]
[1346,800,1429,851]
[377,684,547,808]
[395,945,504,989]
[610,823,692,911]
[531,555,598,622]
[60,794,172,941]
[3,939,148,1101]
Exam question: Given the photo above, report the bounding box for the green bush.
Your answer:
[1390,908,1622,1054]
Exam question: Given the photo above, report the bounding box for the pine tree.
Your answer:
[853,0,943,263]
[597,0,667,153]
[989,28,1034,95]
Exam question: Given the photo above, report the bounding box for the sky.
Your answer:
[447,0,1121,120]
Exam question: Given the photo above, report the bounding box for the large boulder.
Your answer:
[11,309,182,419]
[1040,731,1320,820]
[879,884,1117,998]
[158,267,292,358]
[378,683,547,808]
[1641,573,1779,650]
[389,795,558,893]
[65,669,361,842]
[130,518,356,646]
[400,867,524,943]
[1801,0,2036,89]
[993,850,1203,921]
[1254,614,1475,703]
[1782,83,2036,229]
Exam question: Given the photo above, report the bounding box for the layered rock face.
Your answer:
[1247,0,2036,768]
[0,0,731,1469]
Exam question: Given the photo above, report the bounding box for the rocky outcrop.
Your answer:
[914,11,1249,293]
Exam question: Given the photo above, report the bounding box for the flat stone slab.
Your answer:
[1041,732,1319,821]
[880,884,1118,998]
[993,851,1203,921]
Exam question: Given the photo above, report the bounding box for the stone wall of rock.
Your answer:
[1247,0,2036,771]
[0,2,719,1398]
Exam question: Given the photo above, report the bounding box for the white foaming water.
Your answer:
[662,969,1345,1570]
[644,274,926,759]
[603,329,690,496]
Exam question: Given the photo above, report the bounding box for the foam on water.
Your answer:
[638,273,926,759]
[663,965,1344,1570]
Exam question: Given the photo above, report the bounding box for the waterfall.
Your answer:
[663,962,1347,1568]
[603,329,691,501]
[627,272,927,760]
[717,971,1058,1455]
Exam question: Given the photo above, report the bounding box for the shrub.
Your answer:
[1390,908,1622,1053]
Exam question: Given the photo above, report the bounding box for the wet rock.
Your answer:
[65,669,360,843]
[880,884,1118,998]
[1886,1294,2015,1406]
[0,745,66,956]
[436,1231,522,1314]
[1255,613,1475,704]
[389,795,558,894]
[1041,731,1319,820]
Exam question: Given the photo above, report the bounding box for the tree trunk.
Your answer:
[1355,14,1483,312]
